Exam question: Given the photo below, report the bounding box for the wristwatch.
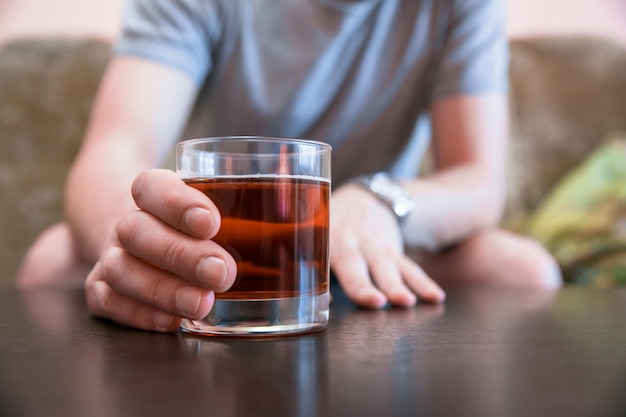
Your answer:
[350,172,415,224]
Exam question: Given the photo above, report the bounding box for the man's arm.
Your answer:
[64,56,237,332]
[402,93,509,250]
[330,92,508,308]
[65,55,198,262]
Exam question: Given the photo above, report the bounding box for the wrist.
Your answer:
[348,172,415,225]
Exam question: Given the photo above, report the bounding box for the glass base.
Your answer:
[180,293,329,337]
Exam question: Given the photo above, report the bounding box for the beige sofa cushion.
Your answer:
[505,37,626,224]
[0,38,110,285]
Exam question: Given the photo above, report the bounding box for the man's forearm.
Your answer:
[64,140,149,264]
[402,164,506,252]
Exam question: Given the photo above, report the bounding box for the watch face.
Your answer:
[393,197,415,219]
[368,173,415,221]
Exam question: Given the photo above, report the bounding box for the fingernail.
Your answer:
[183,207,215,236]
[358,288,386,309]
[402,292,418,307]
[153,310,174,332]
[197,256,228,291]
[176,286,202,317]
[429,288,446,303]
[388,286,416,308]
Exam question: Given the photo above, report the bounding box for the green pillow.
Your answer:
[522,134,626,287]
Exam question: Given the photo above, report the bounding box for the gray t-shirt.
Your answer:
[116,0,508,184]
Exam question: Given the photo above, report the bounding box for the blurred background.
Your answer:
[1,0,626,287]
[0,0,625,46]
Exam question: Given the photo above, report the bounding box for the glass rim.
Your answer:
[178,135,332,151]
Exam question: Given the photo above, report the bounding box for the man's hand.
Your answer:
[84,169,237,332]
[329,184,445,309]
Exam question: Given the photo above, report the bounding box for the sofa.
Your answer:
[1,36,626,287]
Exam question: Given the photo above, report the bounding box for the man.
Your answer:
[17,0,561,332]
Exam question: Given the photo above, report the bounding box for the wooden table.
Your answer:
[1,285,625,417]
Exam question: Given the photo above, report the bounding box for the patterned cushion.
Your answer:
[521,134,626,286]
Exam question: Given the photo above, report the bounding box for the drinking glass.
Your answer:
[176,136,331,336]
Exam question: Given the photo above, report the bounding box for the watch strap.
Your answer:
[350,172,415,224]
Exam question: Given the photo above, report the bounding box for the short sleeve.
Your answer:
[432,0,509,99]
[114,0,221,85]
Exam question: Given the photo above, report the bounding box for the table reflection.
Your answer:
[5,286,626,417]
[181,334,329,417]
[15,290,329,417]
[325,289,559,416]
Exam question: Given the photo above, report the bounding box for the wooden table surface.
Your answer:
[1,285,625,417]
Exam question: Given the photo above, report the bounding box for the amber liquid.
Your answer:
[185,176,330,300]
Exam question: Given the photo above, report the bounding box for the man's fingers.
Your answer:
[131,169,221,239]
[86,274,187,333]
[330,236,387,309]
[116,210,236,291]
[95,247,216,320]
[363,242,417,308]
[332,236,445,308]
[398,255,446,303]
